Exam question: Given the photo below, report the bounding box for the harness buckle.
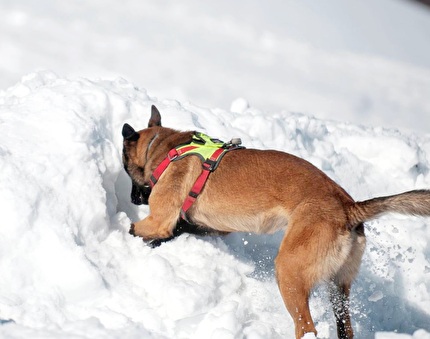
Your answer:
[168,149,179,160]
[230,138,242,146]
[203,159,217,171]
[224,138,242,149]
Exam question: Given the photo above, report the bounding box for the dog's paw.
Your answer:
[129,224,136,236]
[148,236,175,248]
[148,239,163,248]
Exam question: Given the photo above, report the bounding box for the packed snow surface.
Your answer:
[0,72,429,338]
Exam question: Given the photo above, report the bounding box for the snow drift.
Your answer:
[0,72,429,338]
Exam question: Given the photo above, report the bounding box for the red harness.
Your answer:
[149,140,242,220]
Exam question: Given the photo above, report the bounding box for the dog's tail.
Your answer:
[348,189,430,226]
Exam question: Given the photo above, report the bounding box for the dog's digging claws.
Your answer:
[148,239,163,248]
[149,236,175,248]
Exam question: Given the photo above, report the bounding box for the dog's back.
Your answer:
[189,148,354,234]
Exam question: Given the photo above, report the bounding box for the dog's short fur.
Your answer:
[122,106,430,339]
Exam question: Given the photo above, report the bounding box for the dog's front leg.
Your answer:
[129,176,189,241]
[129,214,176,241]
[128,159,201,243]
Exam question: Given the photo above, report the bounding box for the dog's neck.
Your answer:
[144,128,194,182]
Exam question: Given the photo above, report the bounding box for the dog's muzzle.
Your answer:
[131,183,152,205]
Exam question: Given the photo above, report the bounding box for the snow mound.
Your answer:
[0,71,429,338]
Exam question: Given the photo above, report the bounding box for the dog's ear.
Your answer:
[122,123,140,141]
[148,105,162,127]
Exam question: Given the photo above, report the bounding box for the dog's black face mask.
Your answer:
[122,123,152,205]
[131,182,151,205]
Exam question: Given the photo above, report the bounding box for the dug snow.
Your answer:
[0,72,429,338]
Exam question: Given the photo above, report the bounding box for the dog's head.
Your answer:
[122,105,162,205]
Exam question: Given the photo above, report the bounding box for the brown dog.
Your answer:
[122,106,430,339]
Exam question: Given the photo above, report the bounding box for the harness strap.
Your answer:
[180,147,225,219]
[149,134,243,221]
[150,146,198,187]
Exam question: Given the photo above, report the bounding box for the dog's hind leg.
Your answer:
[274,220,325,338]
[274,204,356,338]
[328,282,353,339]
[328,224,366,339]
[275,232,318,337]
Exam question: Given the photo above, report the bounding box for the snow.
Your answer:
[1,0,430,134]
[1,0,430,337]
[0,72,429,338]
